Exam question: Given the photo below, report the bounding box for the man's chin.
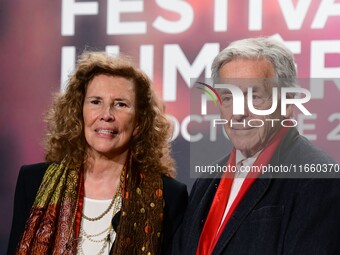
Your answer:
[238,147,261,158]
[229,128,256,137]
[231,139,262,154]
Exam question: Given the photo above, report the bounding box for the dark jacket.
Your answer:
[173,128,340,255]
[7,163,188,255]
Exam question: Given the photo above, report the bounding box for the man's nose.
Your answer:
[232,95,250,121]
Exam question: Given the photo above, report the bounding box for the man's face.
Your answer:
[218,58,283,157]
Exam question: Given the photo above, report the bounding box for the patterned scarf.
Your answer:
[16,161,83,254]
[16,159,164,255]
[111,160,164,254]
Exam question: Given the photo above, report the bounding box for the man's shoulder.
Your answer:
[278,128,337,165]
[162,175,187,192]
[297,135,335,162]
[162,175,188,202]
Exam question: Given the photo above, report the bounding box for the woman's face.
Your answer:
[83,74,137,159]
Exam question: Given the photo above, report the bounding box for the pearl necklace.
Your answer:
[78,170,124,254]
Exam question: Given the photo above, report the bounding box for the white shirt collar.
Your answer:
[235,150,262,178]
[235,150,261,166]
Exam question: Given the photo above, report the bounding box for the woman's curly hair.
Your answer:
[44,51,175,177]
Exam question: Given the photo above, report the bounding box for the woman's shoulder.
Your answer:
[162,175,188,209]
[17,162,51,191]
[162,175,187,193]
[20,162,50,174]
[161,175,188,255]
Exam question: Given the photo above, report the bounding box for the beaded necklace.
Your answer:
[77,168,124,255]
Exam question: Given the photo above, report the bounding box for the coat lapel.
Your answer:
[200,128,296,254]
[212,177,272,255]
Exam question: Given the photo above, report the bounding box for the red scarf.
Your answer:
[196,127,288,255]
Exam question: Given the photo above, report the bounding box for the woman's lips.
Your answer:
[95,128,119,135]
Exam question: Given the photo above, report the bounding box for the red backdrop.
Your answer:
[1,0,339,252]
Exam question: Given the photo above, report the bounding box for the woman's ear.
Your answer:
[132,122,140,137]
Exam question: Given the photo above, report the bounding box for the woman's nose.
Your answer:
[101,106,114,121]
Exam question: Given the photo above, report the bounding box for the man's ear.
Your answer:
[283,93,295,118]
[284,102,294,118]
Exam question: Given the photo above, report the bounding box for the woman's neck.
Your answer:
[83,152,127,199]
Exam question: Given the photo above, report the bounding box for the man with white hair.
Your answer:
[173,37,340,255]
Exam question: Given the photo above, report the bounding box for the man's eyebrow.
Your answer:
[219,89,232,94]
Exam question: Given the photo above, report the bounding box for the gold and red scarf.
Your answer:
[16,159,164,255]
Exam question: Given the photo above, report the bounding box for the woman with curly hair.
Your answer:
[8,51,188,255]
